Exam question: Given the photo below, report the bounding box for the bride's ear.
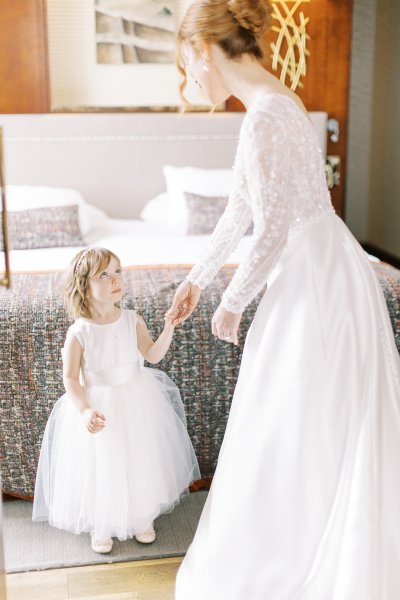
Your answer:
[198,40,212,61]
[206,43,228,69]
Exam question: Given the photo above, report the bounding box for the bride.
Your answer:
[166,1,400,598]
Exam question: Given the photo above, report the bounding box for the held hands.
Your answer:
[82,408,106,434]
[212,304,242,346]
[164,279,242,344]
[164,280,202,326]
[163,308,180,327]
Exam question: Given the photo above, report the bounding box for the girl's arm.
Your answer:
[136,313,175,364]
[62,331,89,413]
[62,329,105,433]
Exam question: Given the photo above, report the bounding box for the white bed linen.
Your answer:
[6,218,254,273]
[5,217,380,274]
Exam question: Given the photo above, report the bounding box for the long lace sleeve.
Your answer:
[220,107,292,313]
[185,187,253,289]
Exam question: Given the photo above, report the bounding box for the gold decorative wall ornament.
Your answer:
[270,1,311,91]
[0,128,11,288]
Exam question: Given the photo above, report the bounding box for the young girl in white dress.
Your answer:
[33,247,200,553]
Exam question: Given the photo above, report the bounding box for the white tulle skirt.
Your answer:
[175,213,400,599]
[33,367,200,540]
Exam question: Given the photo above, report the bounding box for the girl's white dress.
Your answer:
[33,308,200,540]
[175,94,400,599]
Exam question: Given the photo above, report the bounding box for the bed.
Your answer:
[1,112,399,499]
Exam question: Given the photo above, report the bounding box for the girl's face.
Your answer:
[182,42,230,106]
[87,256,124,306]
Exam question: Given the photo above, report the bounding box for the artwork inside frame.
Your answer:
[95,0,178,65]
[46,0,224,110]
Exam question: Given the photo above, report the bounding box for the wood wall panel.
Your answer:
[227,0,353,217]
[0,0,50,113]
[324,0,354,217]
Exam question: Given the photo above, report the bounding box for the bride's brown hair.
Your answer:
[176,0,273,105]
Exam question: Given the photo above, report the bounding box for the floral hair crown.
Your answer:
[74,248,92,275]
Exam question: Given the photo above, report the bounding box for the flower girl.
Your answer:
[33,247,200,553]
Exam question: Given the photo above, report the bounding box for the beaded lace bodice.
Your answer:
[186,93,335,313]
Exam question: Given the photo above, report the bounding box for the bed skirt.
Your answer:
[0,262,399,499]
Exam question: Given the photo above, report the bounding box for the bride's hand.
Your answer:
[165,280,202,326]
[211,304,242,346]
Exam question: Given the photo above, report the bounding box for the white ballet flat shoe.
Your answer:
[91,533,113,553]
[135,525,156,544]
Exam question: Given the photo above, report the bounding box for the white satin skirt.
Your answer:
[33,366,200,540]
[175,213,400,599]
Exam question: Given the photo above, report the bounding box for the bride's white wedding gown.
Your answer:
[175,94,400,599]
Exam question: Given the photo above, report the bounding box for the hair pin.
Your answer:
[74,249,92,275]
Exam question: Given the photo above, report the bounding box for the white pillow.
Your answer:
[6,185,108,236]
[140,192,187,234]
[162,166,233,229]
[139,192,169,225]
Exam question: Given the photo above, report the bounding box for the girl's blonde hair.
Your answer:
[176,0,273,106]
[64,247,121,319]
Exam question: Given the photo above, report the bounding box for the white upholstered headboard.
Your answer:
[1,111,327,219]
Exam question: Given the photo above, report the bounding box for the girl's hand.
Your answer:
[211,304,243,346]
[82,408,106,434]
[165,280,202,326]
[164,308,180,327]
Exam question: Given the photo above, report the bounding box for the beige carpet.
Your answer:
[3,491,207,573]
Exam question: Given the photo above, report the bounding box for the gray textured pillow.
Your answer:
[0,204,85,250]
[185,192,253,235]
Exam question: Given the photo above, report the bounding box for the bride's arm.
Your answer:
[220,108,292,314]
[185,187,253,290]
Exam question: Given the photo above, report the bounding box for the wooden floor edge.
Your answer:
[5,555,184,578]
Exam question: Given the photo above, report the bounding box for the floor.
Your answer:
[5,557,183,600]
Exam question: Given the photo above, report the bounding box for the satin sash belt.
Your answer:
[83,361,142,387]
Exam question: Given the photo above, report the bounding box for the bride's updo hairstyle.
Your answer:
[176,0,273,102]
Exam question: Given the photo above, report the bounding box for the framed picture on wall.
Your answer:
[95,0,176,66]
[46,0,213,111]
